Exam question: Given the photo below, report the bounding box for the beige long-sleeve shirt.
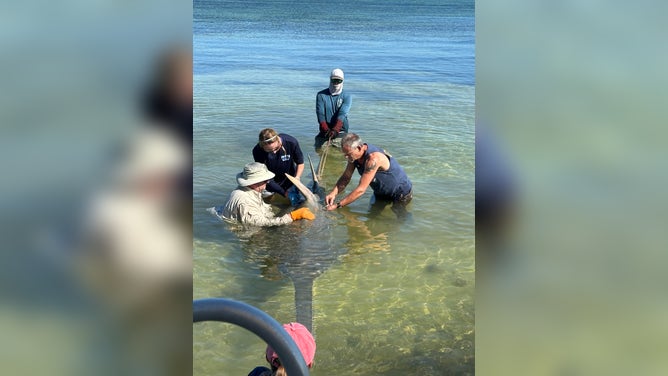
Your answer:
[222,186,293,227]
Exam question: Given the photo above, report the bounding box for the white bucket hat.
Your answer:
[236,162,275,186]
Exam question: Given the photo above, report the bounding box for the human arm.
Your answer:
[316,92,328,133]
[326,152,386,210]
[231,187,314,223]
[291,139,305,180]
[252,145,265,163]
[324,162,355,209]
[319,121,329,135]
[335,92,352,119]
[330,92,352,137]
[242,207,313,225]
[265,180,286,196]
[232,192,293,226]
[294,163,305,181]
[282,137,305,196]
[327,119,343,139]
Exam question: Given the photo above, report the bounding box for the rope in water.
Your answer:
[317,137,332,180]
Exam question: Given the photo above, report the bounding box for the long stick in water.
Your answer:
[307,154,319,192]
[307,155,318,184]
[317,138,331,180]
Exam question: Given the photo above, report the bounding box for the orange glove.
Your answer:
[290,207,315,221]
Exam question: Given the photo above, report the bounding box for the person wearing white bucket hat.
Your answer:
[216,162,315,226]
[315,68,352,148]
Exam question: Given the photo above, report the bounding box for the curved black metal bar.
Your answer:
[193,298,309,376]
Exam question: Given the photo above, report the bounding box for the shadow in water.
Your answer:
[216,148,410,337]
[337,206,398,257]
[230,209,347,334]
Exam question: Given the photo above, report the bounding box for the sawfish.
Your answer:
[279,155,331,332]
[240,154,345,334]
[218,148,403,334]
[285,175,319,211]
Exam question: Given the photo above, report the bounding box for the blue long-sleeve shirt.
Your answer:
[316,89,352,135]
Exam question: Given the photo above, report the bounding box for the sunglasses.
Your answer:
[330,79,343,84]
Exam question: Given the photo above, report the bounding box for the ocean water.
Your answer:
[193,1,475,375]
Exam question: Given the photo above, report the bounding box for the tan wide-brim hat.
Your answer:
[236,162,275,186]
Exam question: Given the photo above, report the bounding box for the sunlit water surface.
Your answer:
[193,1,474,374]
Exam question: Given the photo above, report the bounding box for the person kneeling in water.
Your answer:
[217,162,315,226]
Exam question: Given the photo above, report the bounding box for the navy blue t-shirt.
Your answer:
[247,366,271,376]
[252,134,305,196]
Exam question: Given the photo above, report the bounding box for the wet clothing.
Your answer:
[316,88,352,137]
[353,143,413,201]
[253,134,304,197]
[221,186,293,227]
[247,366,271,376]
[314,133,343,149]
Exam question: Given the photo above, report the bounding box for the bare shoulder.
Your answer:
[367,151,390,171]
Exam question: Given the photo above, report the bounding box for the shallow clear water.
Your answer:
[193,1,474,374]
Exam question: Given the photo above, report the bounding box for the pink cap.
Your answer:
[266,322,316,368]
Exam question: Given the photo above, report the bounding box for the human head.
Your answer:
[329,68,344,95]
[258,128,282,153]
[330,68,344,84]
[265,322,316,369]
[341,133,365,163]
[236,162,275,187]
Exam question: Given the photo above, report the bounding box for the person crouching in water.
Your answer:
[324,133,412,217]
[248,322,316,376]
[217,162,314,226]
[315,68,352,149]
[252,128,305,206]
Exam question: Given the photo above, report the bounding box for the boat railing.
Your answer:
[193,298,310,376]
